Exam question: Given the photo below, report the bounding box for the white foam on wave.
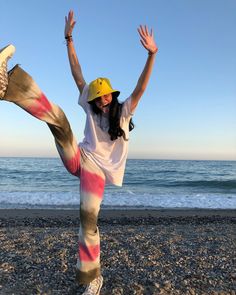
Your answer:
[0,191,236,209]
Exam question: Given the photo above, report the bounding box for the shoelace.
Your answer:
[0,61,8,98]
[84,276,102,294]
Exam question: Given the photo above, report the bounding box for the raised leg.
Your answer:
[4,65,80,175]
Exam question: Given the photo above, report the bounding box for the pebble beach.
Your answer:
[0,209,235,295]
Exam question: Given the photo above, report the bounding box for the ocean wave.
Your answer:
[163,180,236,189]
[0,191,235,209]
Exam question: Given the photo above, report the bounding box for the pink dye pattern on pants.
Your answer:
[78,242,100,262]
[61,148,81,176]
[80,168,105,199]
[27,93,52,119]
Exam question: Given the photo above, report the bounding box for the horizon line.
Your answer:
[0,156,235,162]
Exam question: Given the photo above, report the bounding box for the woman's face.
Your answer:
[94,93,113,113]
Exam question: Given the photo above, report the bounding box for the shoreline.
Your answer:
[0,208,236,219]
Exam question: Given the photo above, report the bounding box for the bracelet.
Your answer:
[65,35,72,40]
[148,48,158,56]
[65,35,73,45]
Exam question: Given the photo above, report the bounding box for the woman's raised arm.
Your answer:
[65,10,86,94]
[130,25,158,113]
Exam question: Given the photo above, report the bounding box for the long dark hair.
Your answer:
[90,93,134,141]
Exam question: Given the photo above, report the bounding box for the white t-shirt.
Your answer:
[78,84,135,186]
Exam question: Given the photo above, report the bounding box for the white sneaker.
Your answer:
[82,275,103,295]
[0,44,15,99]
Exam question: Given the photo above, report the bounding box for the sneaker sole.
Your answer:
[0,44,15,63]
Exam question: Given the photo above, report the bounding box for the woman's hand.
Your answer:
[64,10,76,38]
[138,25,158,55]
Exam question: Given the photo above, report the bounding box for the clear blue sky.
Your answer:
[0,0,235,160]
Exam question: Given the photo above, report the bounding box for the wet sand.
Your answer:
[0,208,236,219]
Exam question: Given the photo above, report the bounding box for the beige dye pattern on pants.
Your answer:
[3,65,105,284]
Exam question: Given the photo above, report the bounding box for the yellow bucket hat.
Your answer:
[88,77,120,102]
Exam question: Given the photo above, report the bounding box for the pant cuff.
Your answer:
[75,267,101,284]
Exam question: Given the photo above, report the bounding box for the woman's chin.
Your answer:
[102,105,110,113]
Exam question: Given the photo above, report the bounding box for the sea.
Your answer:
[0,157,235,210]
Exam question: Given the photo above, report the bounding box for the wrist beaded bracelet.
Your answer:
[65,35,73,45]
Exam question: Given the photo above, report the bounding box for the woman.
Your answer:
[0,9,157,295]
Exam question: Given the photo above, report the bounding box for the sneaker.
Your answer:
[0,44,15,99]
[82,275,103,295]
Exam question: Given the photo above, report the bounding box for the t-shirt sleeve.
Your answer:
[121,96,137,118]
[78,84,89,112]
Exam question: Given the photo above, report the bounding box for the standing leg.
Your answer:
[76,150,105,285]
[3,65,80,175]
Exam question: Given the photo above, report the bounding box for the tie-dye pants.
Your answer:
[3,65,105,284]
